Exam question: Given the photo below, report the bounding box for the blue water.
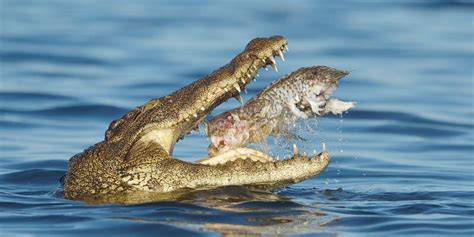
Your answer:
[1,0,473,236]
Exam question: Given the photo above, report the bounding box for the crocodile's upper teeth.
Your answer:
[284,45,289,52]
[241,78,246,84]
[272,64,278,72]
[200,107,205,111]
[234,94,244,105]
[233,83,241,93]
[193,113,198,118]
[269,55,276,65]
[278,50,285,61]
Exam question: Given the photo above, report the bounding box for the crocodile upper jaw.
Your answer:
[135,36,289,155]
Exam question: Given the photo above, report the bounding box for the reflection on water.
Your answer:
[1,0,473,236]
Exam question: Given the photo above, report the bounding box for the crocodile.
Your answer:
[63,36,353,202]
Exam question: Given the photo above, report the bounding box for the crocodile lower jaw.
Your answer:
[196,143,327,166]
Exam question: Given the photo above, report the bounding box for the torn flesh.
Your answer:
[204,66,355,157]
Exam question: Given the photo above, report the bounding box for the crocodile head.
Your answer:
[63,36,352,202]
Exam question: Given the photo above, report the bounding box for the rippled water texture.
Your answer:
[1,0,473,236]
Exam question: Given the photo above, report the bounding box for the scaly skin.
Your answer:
[63,36,340,202]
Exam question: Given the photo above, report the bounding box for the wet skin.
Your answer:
[63,36,352,203]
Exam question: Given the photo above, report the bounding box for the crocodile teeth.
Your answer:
[233,83,241,93]
[241,78,246,84]
[269,56,278,72]
[293,144,299,156]
[284,45,289,52]
[278,50,285,61]
[224,88,229,92]
[322,142,327,152]
[200,107,205,111]
[269,55,276,65]
[272,64,278,72]
[234,94,244,105]
[256,73,260,77]
[193,113,198,118]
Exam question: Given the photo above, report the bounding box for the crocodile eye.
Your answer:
[105,118,123,140]
[109,119,123,130]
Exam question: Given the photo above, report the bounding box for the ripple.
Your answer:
[4,160,67,170]
[0,92,76,102]
[0,169,65,187]
[366,124,464,137]
[0,51,112,66]
[35,104,127,118]
[343,109,472,129]
[0,104,128,120]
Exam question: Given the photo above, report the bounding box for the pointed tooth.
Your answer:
[284,45,289,52]
[256,73,260,77]
[278,50,285,61]
[193,113,198,118]
[233,83,241,93]
[252,65,257,70]
[313,149,317,155]
[264,67,268,71]
[202,120,210,135]
[224,88,229,92]
[234,94,244,105]
[246,73,251,78]
[200,107,205,111]
[269,55,276,65]
[241,78,246,84]
[244,88,248,94]
[293,144,299,156]
[322,142,327,152]
[272,64,278,72]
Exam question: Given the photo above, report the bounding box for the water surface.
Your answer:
[1,0,473,236]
